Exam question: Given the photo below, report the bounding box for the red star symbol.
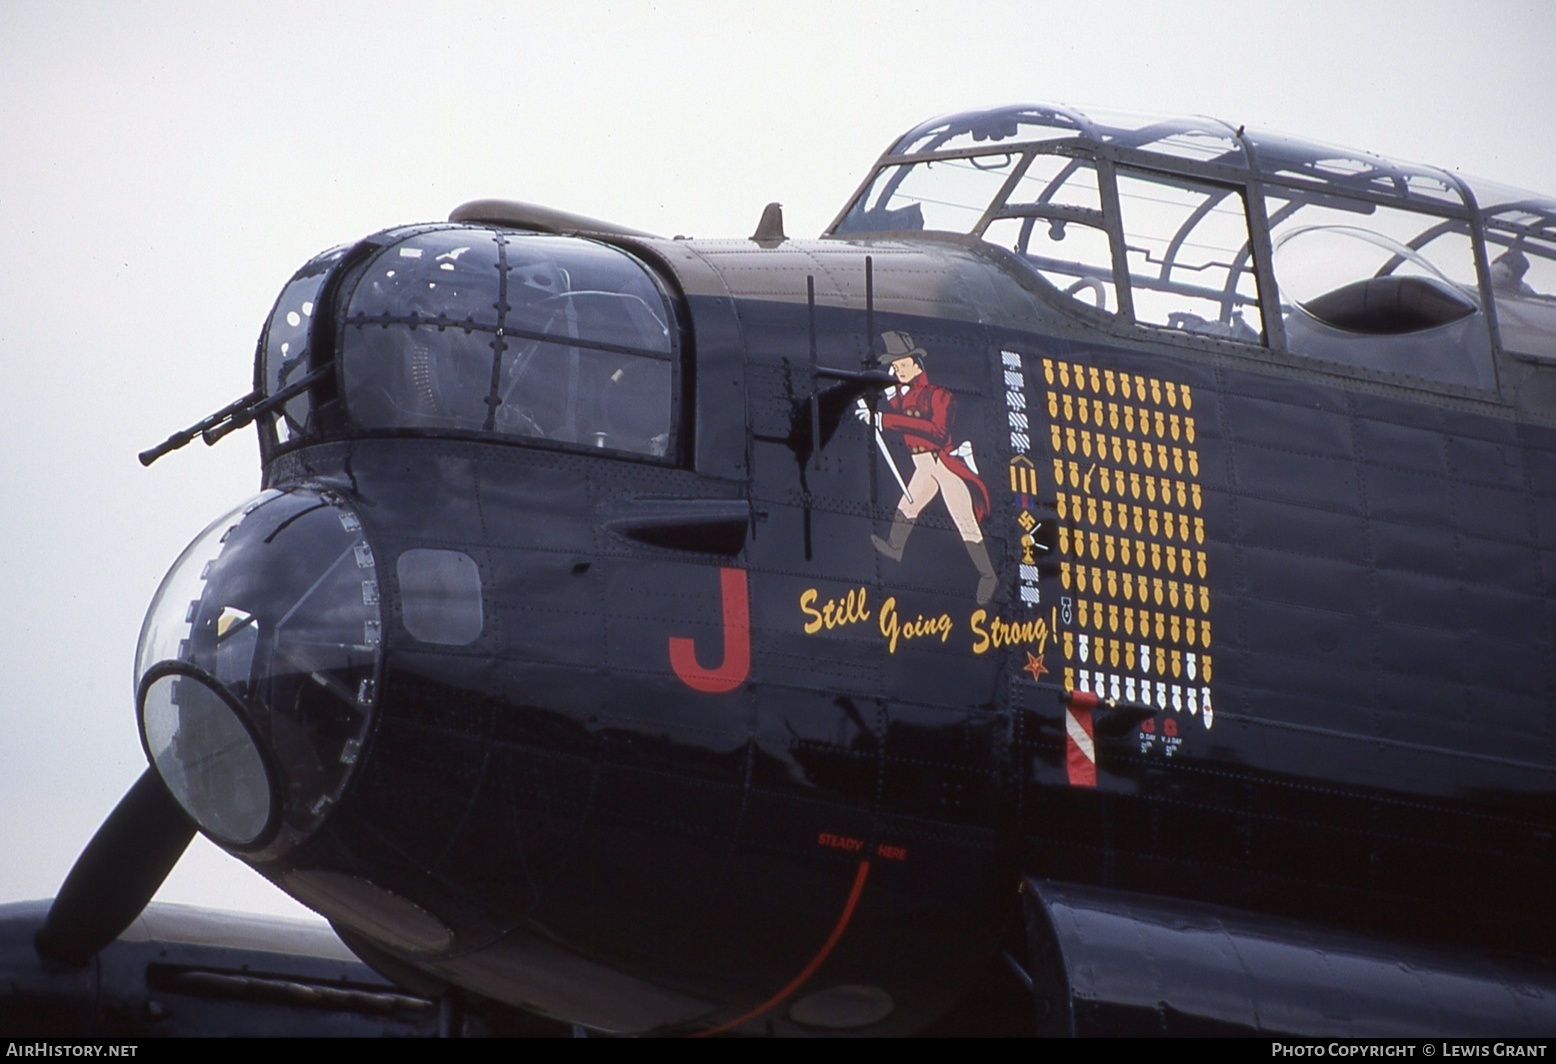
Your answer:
[1023,652,1048,682]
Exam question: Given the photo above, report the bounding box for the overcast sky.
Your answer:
[4,1,1554,926]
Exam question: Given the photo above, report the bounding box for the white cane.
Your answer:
[857,399,914,503]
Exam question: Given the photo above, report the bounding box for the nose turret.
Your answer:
[135,488,382,858]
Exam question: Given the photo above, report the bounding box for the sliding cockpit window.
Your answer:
[338,227,677,459]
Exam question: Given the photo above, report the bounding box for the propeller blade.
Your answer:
[35,767,196,966]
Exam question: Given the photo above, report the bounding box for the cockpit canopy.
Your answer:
[259,225,678,459]
[831,103,1556,389]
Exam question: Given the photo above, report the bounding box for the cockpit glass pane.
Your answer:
[983,217,1117,316]
[341,228,675,458]
[261,246,347,444]
[1266,191,1492,387]
[1073,108,1245,167]
[1246,129,1466,210]
[834,156,1019,235]
[1487,234,1556,362]
[1115,171,1262,341]
[893,107,1086,156]
[1004,154,1101,213]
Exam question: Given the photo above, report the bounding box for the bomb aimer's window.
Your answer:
[340,227,676,459]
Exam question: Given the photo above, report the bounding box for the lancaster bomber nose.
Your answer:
[134,488,383,856]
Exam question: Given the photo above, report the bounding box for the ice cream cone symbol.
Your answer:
[1169,413,1181,440]
[1089,531,1102,559]
[1181,385,1193,411]
[1170,614,1181,644]
[1138,642,1150,673]
[1108,401,1119,430]
[1165,380,1178,408]
[1152,576,1164,605]
[1186,650,1197,680]
[1177,480,1188,508]
[1202,653,1212,679]
[1158,443,1170,471]
[1090,366,1101,394]
[1043,358,1055,386]
[1123,405,1135,434]
[1124,607,1135,636]
[1171,649,1182,678]
[1148,509,1160,537]
[1144,475,1156,503]
[1061,561,1073,589]
[1110,435,1123,463]
[1166,547,1178,574]
[1086,495,1098,525]
[1154,410,1165,439]
[1168,580,1180,609]
[1150,379,1162,405]
[1104,534,1116,563]
[1130,472,1141,500]
[1133,505,1145,534]
[1099,466,1111,495]
[1081,429,1093,458]
[1122,572,1135,601]
[1108,603,1120,633]
[1106,569,1118,598]
[1079,633,1090,663]
[1066,427,1078,455]
[1051,424,1062,452]
[1125,675,1138,702]
[1063,666,1075,689]
[1109,638,1121,668]
[1185,618,1197,647]
[1151,542,1162,570]
[1063,632,1074,660]
[1058,362,1071,389]
[1154,612,1166,641]
[1078,599,1090,628]
[1194,517,1205,544]
[1069,460,1082,487]
[1057,494,1068,522]
[1075,565,1089,593]
[1142,442,1155,470]
[1189,450,1200,477]
[1185,416,1196,443]
[1199,586,1210,613]
[1048,392,1059,418]
[1104,369,1116,395]
[1197,551,1208,579]
[1178,513,1191,542]
[1120,374,1133,400]
[1191,483,1202,510]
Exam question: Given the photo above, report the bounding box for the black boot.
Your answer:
[967,540,997,605]
[872,513,915,562]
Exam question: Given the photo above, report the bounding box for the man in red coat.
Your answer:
[861,330,997,605]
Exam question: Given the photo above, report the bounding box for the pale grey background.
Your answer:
[4,0,1552,923]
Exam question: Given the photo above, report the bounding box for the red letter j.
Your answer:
[669,567,750,693]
